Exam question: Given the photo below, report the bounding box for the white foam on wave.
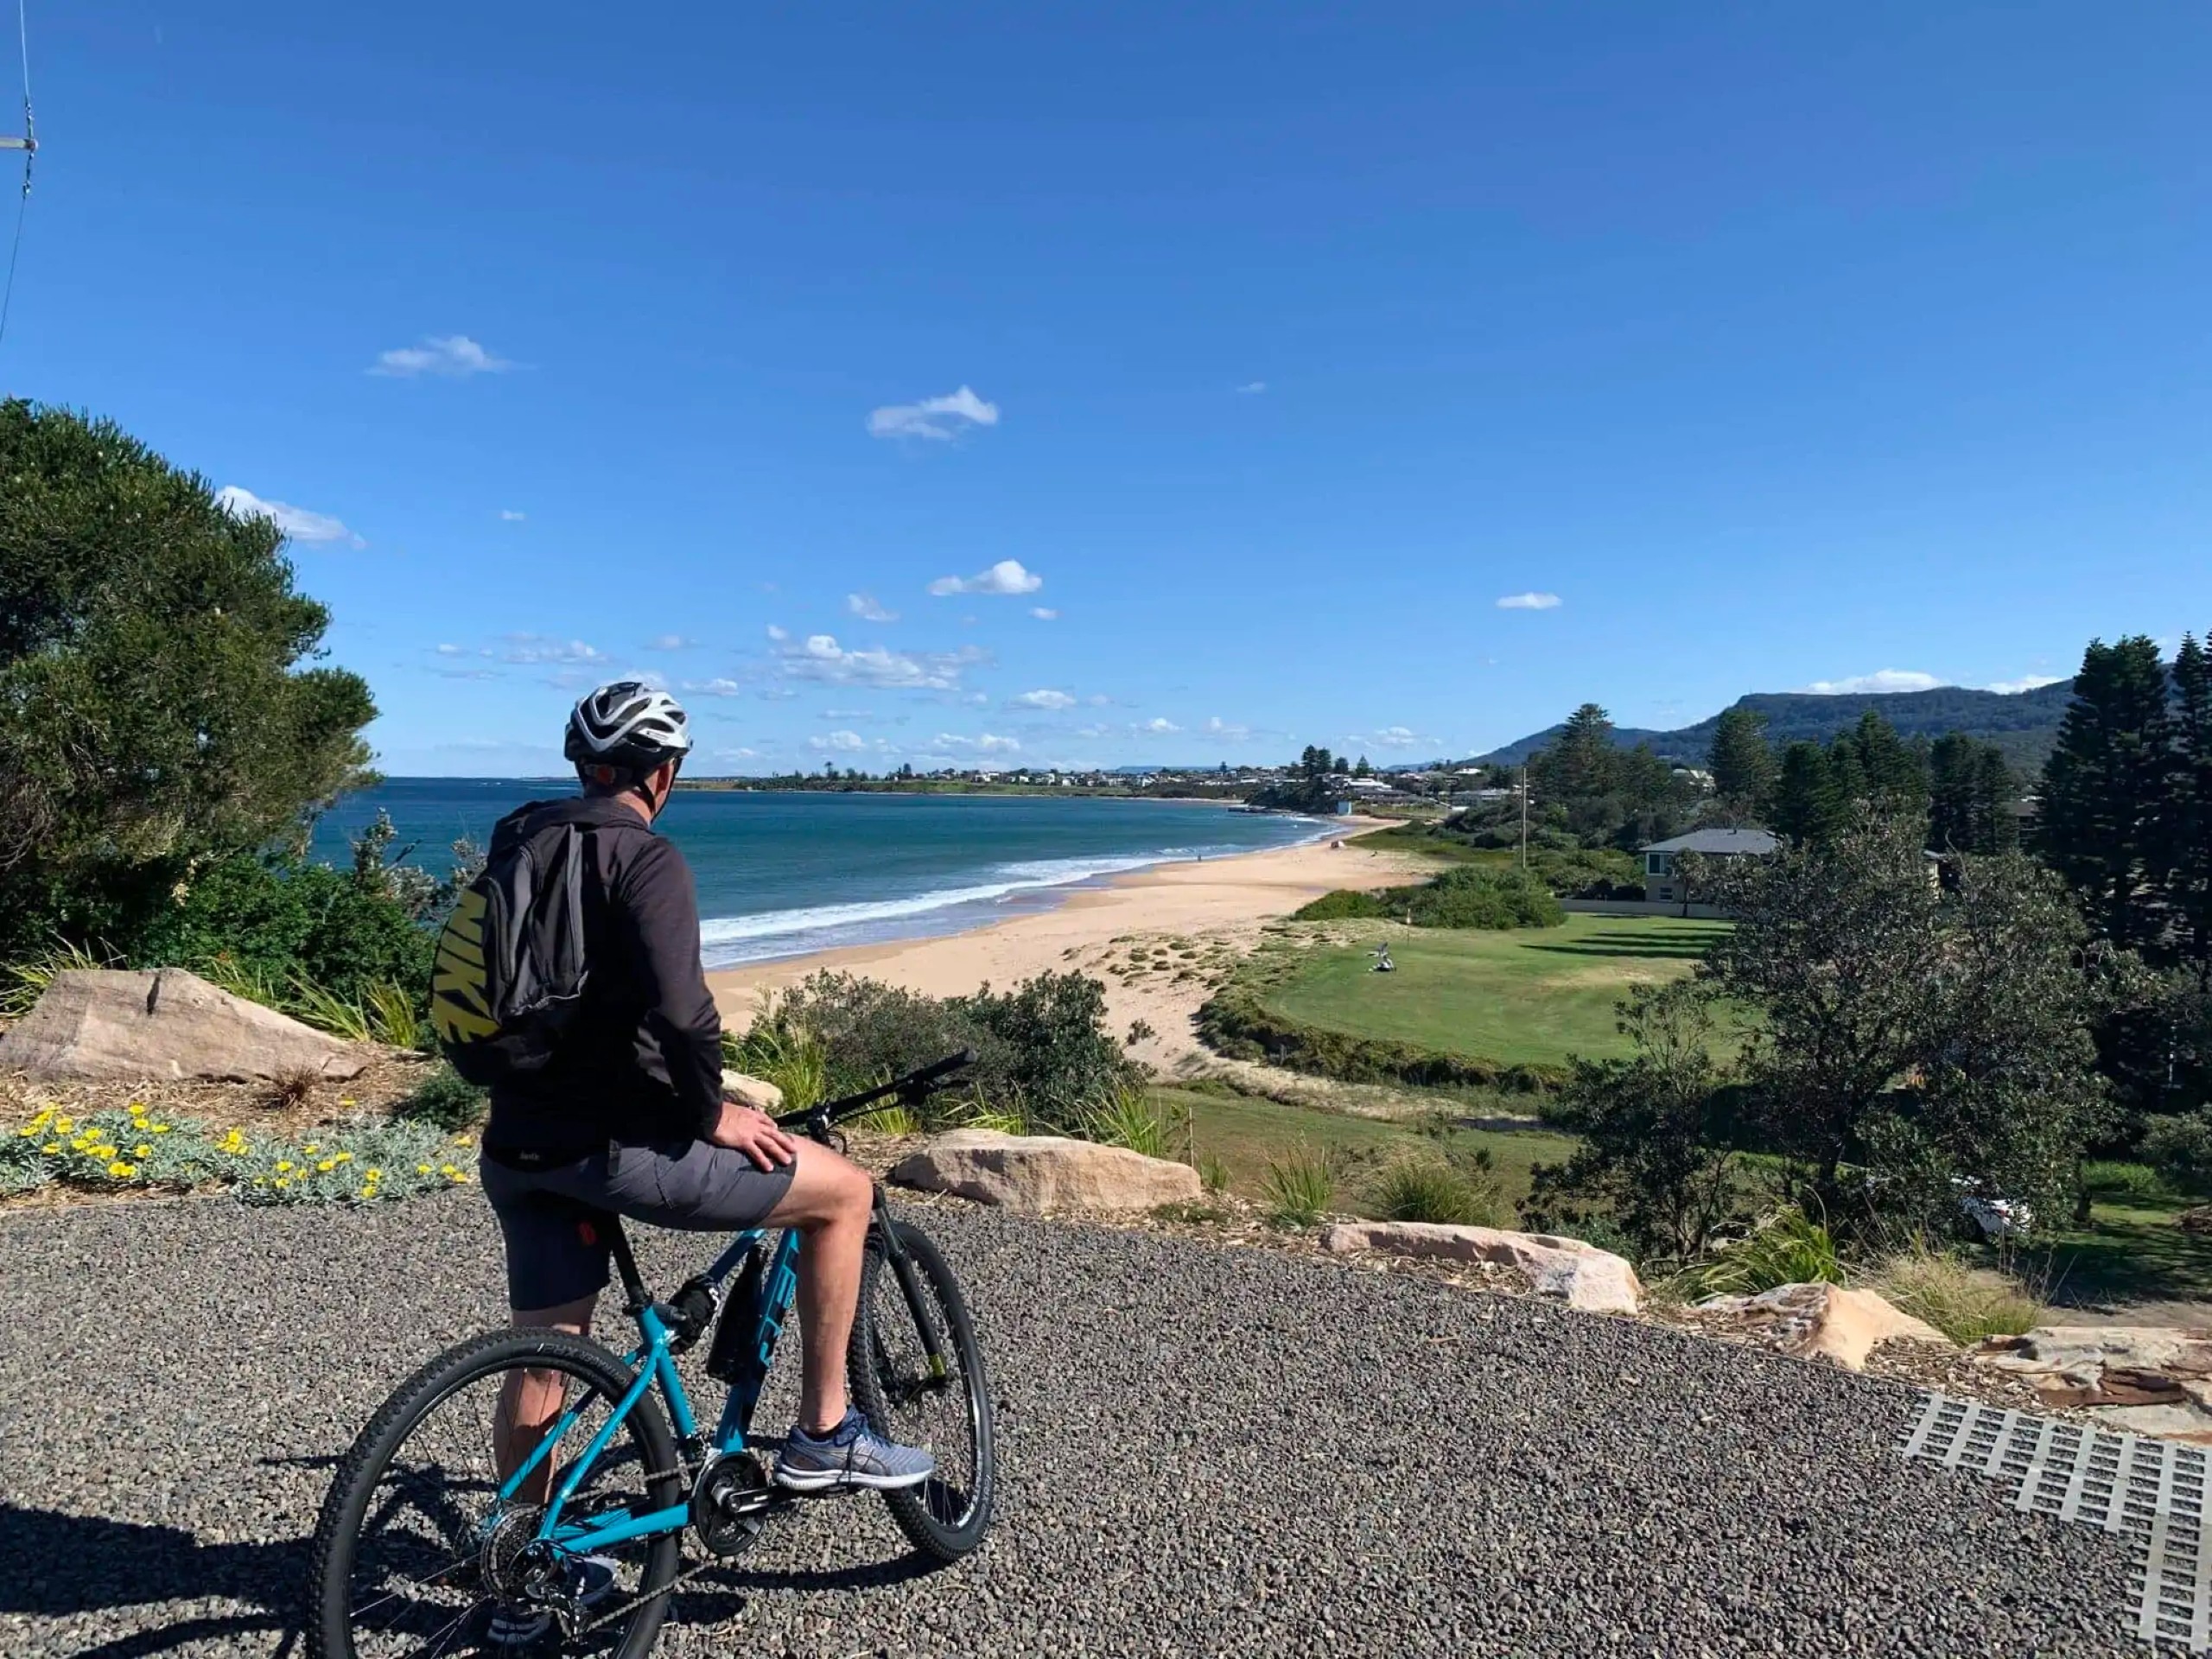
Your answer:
[694,835,1325,967]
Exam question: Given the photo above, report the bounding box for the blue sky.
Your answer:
[4,3,2206,774]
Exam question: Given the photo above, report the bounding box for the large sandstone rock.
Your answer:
[720,1071,785,1112]
[0,968,374,1084]
[1320,1220,1643,1315]
[1696,1281,1948,1371]
[890,1128,1202,1213]
[1974,1326,2212,1440]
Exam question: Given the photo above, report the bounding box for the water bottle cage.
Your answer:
[657,1275,721,1353]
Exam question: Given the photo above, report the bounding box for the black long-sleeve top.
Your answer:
[482,795,724,1160]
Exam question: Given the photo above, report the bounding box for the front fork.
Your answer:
[871,1187,952,1386]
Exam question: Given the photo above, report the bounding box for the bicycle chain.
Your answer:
[568,1462,734,1637]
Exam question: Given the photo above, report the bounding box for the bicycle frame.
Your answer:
[492,1220,803,1558]
[484,1047,974,1564]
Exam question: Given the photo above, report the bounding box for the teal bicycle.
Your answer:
[306,1052,994,1659]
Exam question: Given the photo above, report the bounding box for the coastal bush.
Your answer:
[2141,1114,2212,1198]
[739,968,1141,1133]
[1291,867,1564,931]
[1080,1085,1179,1160]
[1672,1207,1844,1301]
[0,401,377,962]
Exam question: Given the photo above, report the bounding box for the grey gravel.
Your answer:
[0,1191,2146,1656]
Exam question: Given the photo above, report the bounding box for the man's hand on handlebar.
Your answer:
[709,1098,798,1172]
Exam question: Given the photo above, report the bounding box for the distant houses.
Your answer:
[1640,827,1778,904]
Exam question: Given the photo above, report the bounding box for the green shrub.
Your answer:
[0,937,119,1021]
[1673,1207,1843,1300]
[1293,889,1389,922]
[1263,1144,1334,1228]
[747,969,1140,1132]
[1197,1152,1231,1193]
[1872,1241,2047,1344]
[2083,1159,2171,1204]
[2142,1114,2212,1198]
[1294,868,1565,931]
[397,1065,488,1131]
[1080,1085,1179,1160]
[1370,1155,1504,1226]
[727,1016,829,1113]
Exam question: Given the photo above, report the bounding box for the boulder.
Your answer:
[1974,1326,2212,1439]
[721,1071,785,1112]
[0,968,374,1084]
[1695,1282,1948,1371]
[890,1128,1202,1213]
[1320,1221,1643,1316]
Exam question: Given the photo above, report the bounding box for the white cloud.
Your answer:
[1370,726,1421,749]
[1986,674,2065,695]
[928,558,1043,597]
[214,485,365,549]
[715,747,760,760]
[1030,607,1058,621]
[1008,689,1077,711]
[1236,381,1268,395]
[1076,723,1111,739]
[776,632,985,690]
[369,334,514,378]
[867,385,1001,442]
[1205,716,1252,741]
[932,732,1021,753]
[499,509,526,522]
[810,730,868,753]
[1799,670,1948,696]
[500,633,606,665]
[847,592,899,623]
[647,634,697,652]
[765,625,790,642]
[1496,592,1562,611]
[685,677,742,697]
[1138,717,1180,734]
[433,643,464,657]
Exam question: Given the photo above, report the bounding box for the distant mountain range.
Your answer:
[1474,680,2079,771]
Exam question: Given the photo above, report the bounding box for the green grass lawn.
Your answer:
[1150,1084,1580,1216]
[1256,914,1730,1070]
[2032,1163,2212,1307]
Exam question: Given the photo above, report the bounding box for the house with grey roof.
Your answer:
[1641,827,1778,904]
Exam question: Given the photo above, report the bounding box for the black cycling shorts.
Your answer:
[479,1140,797,1312]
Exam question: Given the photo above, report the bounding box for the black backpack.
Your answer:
[429,810,596,1085]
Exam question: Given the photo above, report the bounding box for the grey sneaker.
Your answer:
[485,1554,617,1649]
[775,1408,934,1493]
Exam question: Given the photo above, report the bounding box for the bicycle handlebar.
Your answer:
[772,1048,977,1130]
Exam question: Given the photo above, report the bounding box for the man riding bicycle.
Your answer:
[474,682,932,1644]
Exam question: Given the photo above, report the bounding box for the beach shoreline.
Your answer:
[705,819,1423,1072]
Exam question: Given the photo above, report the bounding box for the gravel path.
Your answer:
[0,1192,2144,1656]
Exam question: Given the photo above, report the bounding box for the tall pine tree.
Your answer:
[1771,741,1842,846]
[2173,634,2212,982]
[1706,707,1777,825]
[2037,635,2177,951]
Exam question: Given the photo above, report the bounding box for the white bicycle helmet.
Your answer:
[564,681,694,776]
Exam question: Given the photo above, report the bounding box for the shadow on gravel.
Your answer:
[0,1502,305,1657]
[667,1553,945,1628]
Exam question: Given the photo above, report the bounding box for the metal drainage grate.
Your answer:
[1903,1392,2212,1650]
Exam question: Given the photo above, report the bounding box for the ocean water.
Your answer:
[309,781,1330,967]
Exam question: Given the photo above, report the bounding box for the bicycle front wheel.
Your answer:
[308,1328,682,1659]
[849,1216,996,1561]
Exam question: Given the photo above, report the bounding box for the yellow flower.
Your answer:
[152,1124,171,1134]
[316,1160,336,1173]
[276,1160,295,1173]
[15,1126,34,1138]
[302,1143,320,1154]
[40,1142,60,1154]
[134,1145,151,1159]
[128,1102,146,1116]
[334,1150,353,1164]
[53,1116,73,1134]
[28,1108,52,1127]
[449,1172,471,1184]
[416,1163,433,1174]
[108,1160,137,1178]
[90,1145,117,1160]
[452,1134,474,1147]
[253,1176,268,1187]
[364,1167,383,1179]
[340,1096,357,1107]
[439,1163,458,1176]
[274,1178,289,1189]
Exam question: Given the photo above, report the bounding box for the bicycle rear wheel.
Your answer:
[849,1217,995,1561]
[308,1328,681,1659]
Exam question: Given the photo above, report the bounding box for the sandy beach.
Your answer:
[706,822,1421,1072]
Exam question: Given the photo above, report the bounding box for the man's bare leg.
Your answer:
[763,1140,874,1435]
[494,1293,597,1507]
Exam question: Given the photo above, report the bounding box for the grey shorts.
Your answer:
[480,1140,797,1312]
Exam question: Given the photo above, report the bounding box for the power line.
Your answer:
[0,0,36,351]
